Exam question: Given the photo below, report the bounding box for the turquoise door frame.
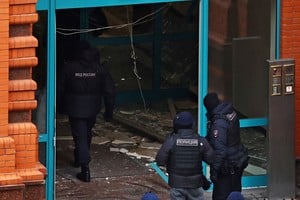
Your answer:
[37,0,190,10]
[36,0,57,199]
[36,0,280,199]
[276,0,281,58]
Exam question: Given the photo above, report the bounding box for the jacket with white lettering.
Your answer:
[58,47,116,118]
[155,129,214,188]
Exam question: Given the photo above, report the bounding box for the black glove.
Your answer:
[210,169,218,184]
[202,175,211,190]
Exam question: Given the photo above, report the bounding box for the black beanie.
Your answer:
[203,92,220,112]
[173,111,194,130]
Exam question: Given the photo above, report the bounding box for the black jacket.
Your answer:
[58,47,116,119]
[156,129,214,188]
[206,102,248,173]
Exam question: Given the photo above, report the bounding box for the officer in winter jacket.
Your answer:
[203,92,249,200]
[58,40,116,182]
[155,111,214,200]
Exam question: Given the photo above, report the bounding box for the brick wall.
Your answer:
[0,0,46,199]
[281,0,300,157]
[0,2,9,137]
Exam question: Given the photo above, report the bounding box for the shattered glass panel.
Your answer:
[100,5,154,36]
[241,127,267,176]
[162,2,198,33]
[161,40,198,88]
[99,43,153,92]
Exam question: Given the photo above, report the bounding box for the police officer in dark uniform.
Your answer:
[58,40,116,182]
[155,111,214,200]
[203,92,249,200]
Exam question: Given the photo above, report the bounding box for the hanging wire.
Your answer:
[56,4,170,36]
[55,5,171,111]
[126,6,147,112]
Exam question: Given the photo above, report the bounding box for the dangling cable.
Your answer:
[56,4,170,36]
[127,7,147,111]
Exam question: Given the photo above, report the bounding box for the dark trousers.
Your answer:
[69,116,96,165]
[212,169,243,200]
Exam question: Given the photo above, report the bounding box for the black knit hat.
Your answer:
[203,92,220,112]
[173,111,194,130]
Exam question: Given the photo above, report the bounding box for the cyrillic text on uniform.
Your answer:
[176,139,198,146]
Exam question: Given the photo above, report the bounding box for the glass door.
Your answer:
[205,0,274,187]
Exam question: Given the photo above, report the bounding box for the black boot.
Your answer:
[76,164,91,182]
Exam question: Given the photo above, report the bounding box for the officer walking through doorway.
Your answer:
[203,92,249,199]
[58,40,116,182]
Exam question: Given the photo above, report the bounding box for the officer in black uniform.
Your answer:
[155,111,214,200]
[58,40,116,182]
[203,92,249,200]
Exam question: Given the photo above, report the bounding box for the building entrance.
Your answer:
[34,0,277,199]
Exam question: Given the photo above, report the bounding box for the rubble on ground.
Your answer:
[56,99,197,164]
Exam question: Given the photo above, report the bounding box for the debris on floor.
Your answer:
[54,99,269,199]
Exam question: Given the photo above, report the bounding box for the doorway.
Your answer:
[207,0,273,187]
[33,0,275,199]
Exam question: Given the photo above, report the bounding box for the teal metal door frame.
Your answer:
[36,0,57,199]
[36,0,280,199]
[198,0,280,188]
[37,0,191,10]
